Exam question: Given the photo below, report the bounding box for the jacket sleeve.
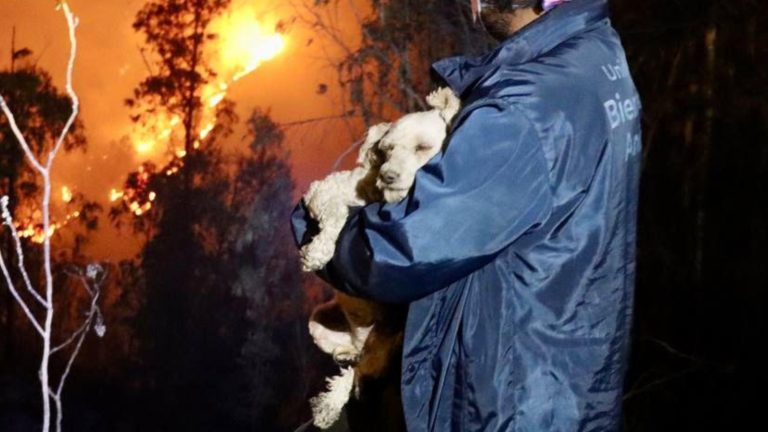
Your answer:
[290,100,554,304]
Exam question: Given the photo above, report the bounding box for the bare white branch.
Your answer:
[0,4,84,432]
[40,6,80,431]
[1,206,49,307]
[50,318,89,354]
[51,272,103,432]
[47,6,80,171]
[55,288,101,397]
[0,98,47,174]
[0,197,44,335]
[51,275,101,354]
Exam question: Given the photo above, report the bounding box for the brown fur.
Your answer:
[309,295,407,432]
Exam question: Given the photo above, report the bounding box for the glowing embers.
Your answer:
[11,209,81,244]
[113,163,159,217]
[61,186,73,203]
[3,184,83,243]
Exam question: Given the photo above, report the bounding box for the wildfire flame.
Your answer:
[61,186,73,203]
[5,184,82,244]
[110,189,124,202]
[214,15,286,81]
[115,6,286,216]
[13,210,81,244]
[113,163,157,217]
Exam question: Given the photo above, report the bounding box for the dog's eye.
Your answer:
[416,144,432,152]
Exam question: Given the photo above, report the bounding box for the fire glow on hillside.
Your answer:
[113,7,286,217]
[10,5,286,243]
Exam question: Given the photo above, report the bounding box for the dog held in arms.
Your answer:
[300,87,461,430]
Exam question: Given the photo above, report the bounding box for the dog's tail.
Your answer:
[310,366,355,429]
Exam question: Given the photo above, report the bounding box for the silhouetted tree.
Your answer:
[110,1,318,429]
[610,1,768,430]
[221,109,319,428]
[110,0,245,428]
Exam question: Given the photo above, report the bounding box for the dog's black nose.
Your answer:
[379,170,400,184]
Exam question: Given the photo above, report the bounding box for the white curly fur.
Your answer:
[299,122,390,272]
[310,367,356,429]
[308,320,372,358]
[299,88,460,272]
[303,88,461,428]
[375,87,461,202]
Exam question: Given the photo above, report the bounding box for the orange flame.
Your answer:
[61,186,73,203]
[127,10,286,157]
[12,209,82,244]
[116,7,286,216]
[110,189,124,202]
[2,185,83,243]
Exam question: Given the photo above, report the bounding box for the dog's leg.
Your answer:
[355,328,404,383]
[309,299,358,358]
[328,322,373,367]
[300,206,349,271]
[309,321,356,356]
[352,325,374,353]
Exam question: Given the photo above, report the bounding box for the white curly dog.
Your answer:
[300,87,461,429]
[300,87,461,272]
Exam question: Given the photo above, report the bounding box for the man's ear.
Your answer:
[357,122,391,166]
[426,87,461,125]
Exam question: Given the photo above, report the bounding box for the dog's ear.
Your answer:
[357,122,391,167]
[426,87,461,125]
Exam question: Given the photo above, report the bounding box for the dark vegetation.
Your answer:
[1,0,766,430]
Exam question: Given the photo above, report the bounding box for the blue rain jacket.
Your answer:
[290,0,642,430]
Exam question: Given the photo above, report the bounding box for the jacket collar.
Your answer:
[431,0,610,97]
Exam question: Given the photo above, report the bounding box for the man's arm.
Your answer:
[290,99,554,304]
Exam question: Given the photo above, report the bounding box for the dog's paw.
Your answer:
[300,252,325,272]
[300,242,333,272]
[332,345,361,367]
[299,243,333,272]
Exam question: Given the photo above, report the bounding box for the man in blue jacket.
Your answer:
[291,0,642,430]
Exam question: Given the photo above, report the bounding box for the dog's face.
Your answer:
[374,110,448,202]
[356,87,461,203]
